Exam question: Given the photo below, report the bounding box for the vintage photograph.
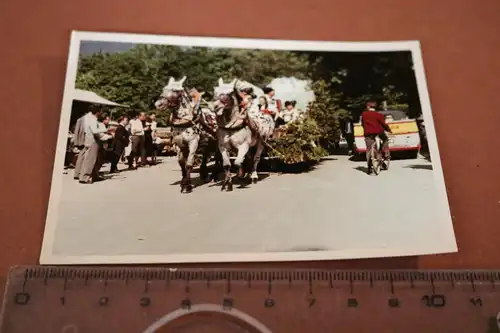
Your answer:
[40,32,457,264]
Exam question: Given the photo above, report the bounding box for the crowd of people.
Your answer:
[243,86,306,126]
[65,85,308,186]
[68,106,163,184]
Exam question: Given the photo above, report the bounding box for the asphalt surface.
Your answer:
[49,153,454,259]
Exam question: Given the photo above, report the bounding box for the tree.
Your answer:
[307,77,350,149]
[302,51,420,118]
[75,45,311,122]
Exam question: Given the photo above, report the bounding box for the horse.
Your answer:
[213,78,276,192]
[154,76,220,193]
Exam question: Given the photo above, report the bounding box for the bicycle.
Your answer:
[367,134,390,175]
[367,136,382,175]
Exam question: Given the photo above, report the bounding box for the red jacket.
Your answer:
[361,111,391,135]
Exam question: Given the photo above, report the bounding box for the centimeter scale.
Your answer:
[2,266,500,332]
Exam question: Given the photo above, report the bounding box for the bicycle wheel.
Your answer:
[372,156,381,175]
[371,145,381,175]
[382,158,390,170]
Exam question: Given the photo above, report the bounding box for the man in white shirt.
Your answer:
[92,113,113,181]
[150,113,158,134]
[78,105,110,184]
[149,113,159,164]
[127,112,146,168]
[72,112,88,180]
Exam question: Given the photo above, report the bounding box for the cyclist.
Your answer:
[360,102,392,173]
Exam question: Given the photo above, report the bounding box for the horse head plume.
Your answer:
[167,77,175,87]
[165,76,186,92]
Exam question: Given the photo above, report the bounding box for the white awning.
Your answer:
[73,89,129,107]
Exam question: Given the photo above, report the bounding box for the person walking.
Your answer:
[128,112,146,169]
[109,116,130,173]
[78,105,111,184]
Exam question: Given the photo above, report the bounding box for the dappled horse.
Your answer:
[213,78,275,192]
[155,76,219,193]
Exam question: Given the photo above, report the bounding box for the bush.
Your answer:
[267,118,328,164]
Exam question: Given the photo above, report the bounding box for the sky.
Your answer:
[79,41,137,55]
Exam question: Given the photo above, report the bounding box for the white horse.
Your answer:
[213,78,275,192]
[155,76,219,193]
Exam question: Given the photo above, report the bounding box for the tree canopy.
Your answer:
[76,45,312,122]
[75,43,421,125]
[75,42,422,163]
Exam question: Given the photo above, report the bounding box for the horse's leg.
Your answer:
[234,141,250,178]
[199,143,211,183]
[199,153,210,183]
[219,135,233,192]
[209,140,221,182]
[251,141,265,184]
[178,147,188,193]
[183,134,200,193]
[245,145,258,177]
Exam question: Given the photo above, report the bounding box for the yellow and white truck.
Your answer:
[353,110,421,159]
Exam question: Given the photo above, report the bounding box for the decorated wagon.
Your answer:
[154,126,177,156]
[262,77,326,166]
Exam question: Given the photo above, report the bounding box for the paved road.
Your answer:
[50,154,453,259]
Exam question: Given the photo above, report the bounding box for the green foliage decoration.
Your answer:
[268,118,327,164]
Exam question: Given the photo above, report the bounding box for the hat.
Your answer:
[262,87,274,94]
[366,101,377,108]
[240,87,254,95]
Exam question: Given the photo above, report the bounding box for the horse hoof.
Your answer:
[226,183,233,192]
[184,186,193,193]
[251,178,258,184]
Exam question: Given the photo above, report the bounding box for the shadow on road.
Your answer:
[186,156,336,176]
[354,166,370,174]
[348,152,421,162]
[169,173,272,190]
[208,173,271,190]
[404,164,433,171]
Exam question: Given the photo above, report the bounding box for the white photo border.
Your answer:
[39,30,457,265]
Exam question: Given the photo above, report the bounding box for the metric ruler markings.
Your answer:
[5,267,500,308]
[2,267,500,333]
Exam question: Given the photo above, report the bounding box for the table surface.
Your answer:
[1,0,499,297]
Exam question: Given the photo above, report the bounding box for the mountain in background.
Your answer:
[79,41,137,55]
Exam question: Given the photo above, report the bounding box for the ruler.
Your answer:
[1,266,500,333]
